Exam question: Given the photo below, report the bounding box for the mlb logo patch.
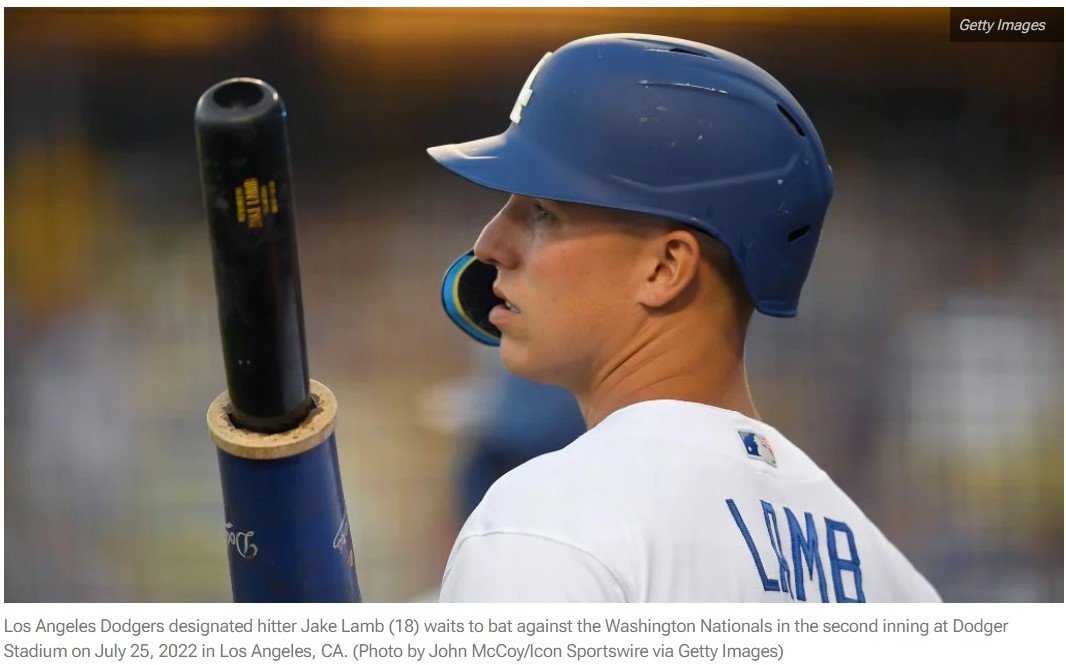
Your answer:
[738,430,777,467]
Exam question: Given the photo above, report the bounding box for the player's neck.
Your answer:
[576,311,758,428]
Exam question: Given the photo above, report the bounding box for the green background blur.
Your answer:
[4,8,1062,601]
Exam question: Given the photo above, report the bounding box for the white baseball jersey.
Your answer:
[440,400,940,602]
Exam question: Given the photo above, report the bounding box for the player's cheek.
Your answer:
[552,303,590,357]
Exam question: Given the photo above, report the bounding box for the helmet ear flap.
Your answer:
[441,251,503,346]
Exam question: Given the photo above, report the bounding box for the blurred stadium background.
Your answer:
[4,8,1062,602]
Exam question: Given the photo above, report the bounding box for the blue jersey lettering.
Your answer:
[761,500,793,598]
[785,507,829,602]
[826,518,865,602]
[725,499,779,592]
[726,499,862,603]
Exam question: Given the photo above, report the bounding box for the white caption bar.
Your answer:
[0,603,1060,664]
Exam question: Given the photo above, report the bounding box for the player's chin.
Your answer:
[497,335,524,371]
[498,336,538,381]
[498,338,565,387]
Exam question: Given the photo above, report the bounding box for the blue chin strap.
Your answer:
[441,251,502,346]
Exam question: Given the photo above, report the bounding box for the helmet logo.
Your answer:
[509,51,552,124]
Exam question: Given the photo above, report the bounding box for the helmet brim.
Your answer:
[427,128,615,207]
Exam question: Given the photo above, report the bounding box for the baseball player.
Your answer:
[430,34,940,602]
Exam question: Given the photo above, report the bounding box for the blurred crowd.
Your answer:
[4,8,1062,601]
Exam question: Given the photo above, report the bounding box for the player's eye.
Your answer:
[530,201,554,224]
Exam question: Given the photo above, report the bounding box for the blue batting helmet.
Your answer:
[432,33,834,346]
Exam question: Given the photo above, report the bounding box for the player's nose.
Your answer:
[473,195,523,271]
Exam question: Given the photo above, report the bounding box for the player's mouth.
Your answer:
[490,286,521,325]
[489,299,521,326]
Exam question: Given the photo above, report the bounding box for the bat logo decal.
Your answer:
[225,522,259,560]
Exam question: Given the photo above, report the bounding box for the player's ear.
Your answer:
[636,228,701,309]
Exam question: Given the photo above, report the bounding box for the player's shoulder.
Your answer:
[468,400,721,500]
[452,411,648,545]
[459,428,599,526]
[588,399,828,481]
[463,400,819,530]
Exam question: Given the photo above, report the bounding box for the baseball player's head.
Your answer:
[467,195,754,389]
[432,34,833,398]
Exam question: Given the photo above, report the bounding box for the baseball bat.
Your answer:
[196,77,361,602]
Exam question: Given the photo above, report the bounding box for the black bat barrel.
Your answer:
[196,78,312,433]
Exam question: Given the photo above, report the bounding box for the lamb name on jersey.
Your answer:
[726,498,863,603]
